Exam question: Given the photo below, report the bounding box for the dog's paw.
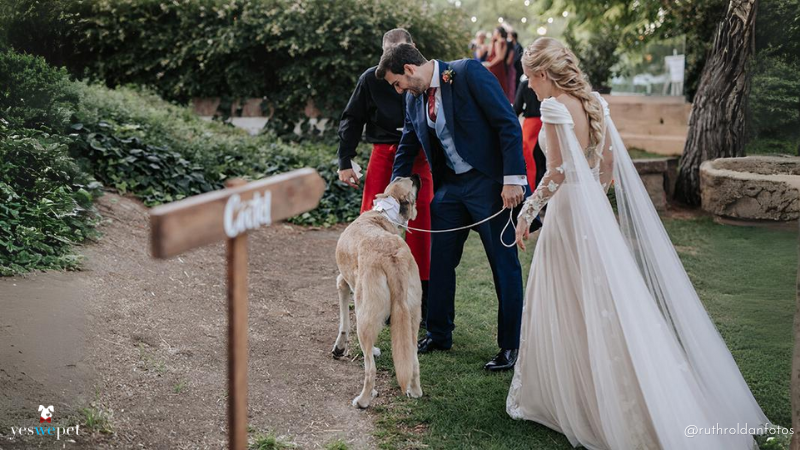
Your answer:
[352,395,370,409]
[352,389,378,409]
[372,347,381,357]
[407,387,423,399]
[332,345,347,359]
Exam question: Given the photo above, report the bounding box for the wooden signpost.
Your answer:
[149,168,325,449]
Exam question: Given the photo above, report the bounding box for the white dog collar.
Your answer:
[372,196,407,227]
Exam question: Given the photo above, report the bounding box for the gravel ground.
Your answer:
[0,193,377,449]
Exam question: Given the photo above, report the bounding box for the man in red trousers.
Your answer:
[336,28,433,326]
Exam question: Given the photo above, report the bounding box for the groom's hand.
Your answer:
[501,185,524,209]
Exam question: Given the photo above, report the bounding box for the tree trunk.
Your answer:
[674,0,758,205]
[793,222,800,450]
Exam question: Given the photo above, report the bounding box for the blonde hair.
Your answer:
[522,37,604,150]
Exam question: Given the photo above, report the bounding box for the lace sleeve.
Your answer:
[518,122,565,224]
[599,122,614,193]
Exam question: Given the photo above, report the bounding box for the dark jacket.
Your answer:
[514,79,541,118]
[336,66,405,170]
[392,59,525,185]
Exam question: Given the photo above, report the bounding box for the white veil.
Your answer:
[605,95,769,427]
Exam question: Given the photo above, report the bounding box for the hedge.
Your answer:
[4,0,470,137]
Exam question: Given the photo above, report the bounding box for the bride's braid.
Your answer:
[522,38,604,149]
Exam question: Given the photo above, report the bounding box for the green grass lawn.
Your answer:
[372,216,796,449]
[627,147,670,159]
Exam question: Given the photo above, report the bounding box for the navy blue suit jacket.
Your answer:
[391,59,526,185]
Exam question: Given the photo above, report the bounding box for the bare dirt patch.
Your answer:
[0,193,375,449]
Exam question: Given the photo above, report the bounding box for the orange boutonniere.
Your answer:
[442,68,455,84]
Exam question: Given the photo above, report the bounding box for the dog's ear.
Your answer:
[399,192,418,221]
[407,200,418,221]
[47,406,54,412]
[39,405,45,412]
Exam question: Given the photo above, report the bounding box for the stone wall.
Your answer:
[191,94,693,153]
[604,95,692,156]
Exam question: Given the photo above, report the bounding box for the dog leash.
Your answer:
[381,207,519,248]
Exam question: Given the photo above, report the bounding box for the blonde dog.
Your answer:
[332,175,423,408]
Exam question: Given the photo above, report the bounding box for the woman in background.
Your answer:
[471,30,489,62]
[485,26,509,97]
[505,31,518,102]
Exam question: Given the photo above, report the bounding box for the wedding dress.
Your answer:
[506,93,769,449]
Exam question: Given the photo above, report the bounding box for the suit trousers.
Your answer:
[426,168,524,349]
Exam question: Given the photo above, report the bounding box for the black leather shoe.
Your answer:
[484,349,518,371]
[417,336,450,354]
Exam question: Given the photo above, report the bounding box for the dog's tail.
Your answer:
[387,253,415,395]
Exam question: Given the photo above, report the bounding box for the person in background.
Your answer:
[505,27,517,102]
[485,26,509,97]
[470,30,489,62]
[511,31,525,89]
[514,76,545,234]
[336,28,434,325]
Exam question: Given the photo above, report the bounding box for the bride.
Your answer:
[508,37,769,449]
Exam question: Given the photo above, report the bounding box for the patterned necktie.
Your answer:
[426,87,437,123]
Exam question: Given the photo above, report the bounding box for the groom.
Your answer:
[377,44,527,371]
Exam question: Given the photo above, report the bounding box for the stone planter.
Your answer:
[631,157,679,212]
[700,155,800,221]
[191,97,270,118]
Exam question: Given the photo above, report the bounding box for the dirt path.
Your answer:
[0,194,375,449]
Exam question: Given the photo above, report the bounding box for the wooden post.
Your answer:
[226,178,249,450]
[149,169,325,449]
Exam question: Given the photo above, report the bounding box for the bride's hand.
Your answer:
[516,218,530,251]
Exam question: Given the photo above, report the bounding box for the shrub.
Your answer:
[70,83,364,222]
[0,49,364,274]
[69,121,216,205]
[0,50,79,130]
[0,124,101,275]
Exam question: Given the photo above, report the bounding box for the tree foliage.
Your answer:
[564,24,620,93]
[549,0,727,100]
[748,0,800,154]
